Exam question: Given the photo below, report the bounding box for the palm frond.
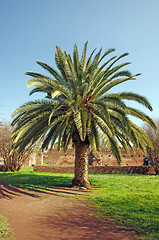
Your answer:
[98,48,115,64]
[126,107,156,128]
[36,61,63,82]
[119,92,153,111]
[73,44,80,75]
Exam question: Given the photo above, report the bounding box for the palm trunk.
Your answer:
[72,140,91,188]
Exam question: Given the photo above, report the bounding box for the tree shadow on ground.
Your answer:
[0,182,92,200]
[0,182,40,199]
[0,173,94,199]
[33,206,137,240]
[46,185,92,196]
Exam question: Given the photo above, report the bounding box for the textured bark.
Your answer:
[72,141,91,188]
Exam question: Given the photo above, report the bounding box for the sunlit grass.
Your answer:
[89,173,159,240]
[0,167,158,239]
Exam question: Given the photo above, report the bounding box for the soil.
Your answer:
[0,182,138,240]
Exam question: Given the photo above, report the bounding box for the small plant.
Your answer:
[0,215,14,239]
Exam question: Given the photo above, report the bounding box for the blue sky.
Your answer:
[0,0,159,126]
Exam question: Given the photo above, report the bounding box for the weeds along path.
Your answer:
[0,183,137,240]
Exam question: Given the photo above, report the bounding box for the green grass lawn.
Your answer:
[0,167,158,240]
[88,173,159,240]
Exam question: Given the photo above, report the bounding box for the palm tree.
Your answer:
[11,42,155,188]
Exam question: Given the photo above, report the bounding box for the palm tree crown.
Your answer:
[12,42,155,166]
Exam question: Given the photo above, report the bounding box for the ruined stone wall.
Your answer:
[33,165,156,175]
[37,143,143,167]
[100,148,143,166]
[43,148,75,166]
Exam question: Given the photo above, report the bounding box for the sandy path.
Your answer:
[0,183,137,240]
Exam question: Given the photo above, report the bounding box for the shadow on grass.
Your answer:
[0,172,91,199]
[0,182,40,199]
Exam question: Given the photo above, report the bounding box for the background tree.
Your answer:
[0,122,30,171]
[11,42,155,188]
[142,119,159,174]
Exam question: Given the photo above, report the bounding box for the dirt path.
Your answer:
[0,183,137,240]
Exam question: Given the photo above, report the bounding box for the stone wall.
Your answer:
[40,144,143,167]
[93,148,142,166]
[43,148,75,166]
[33,165,156,175]
[34,165,74,174]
